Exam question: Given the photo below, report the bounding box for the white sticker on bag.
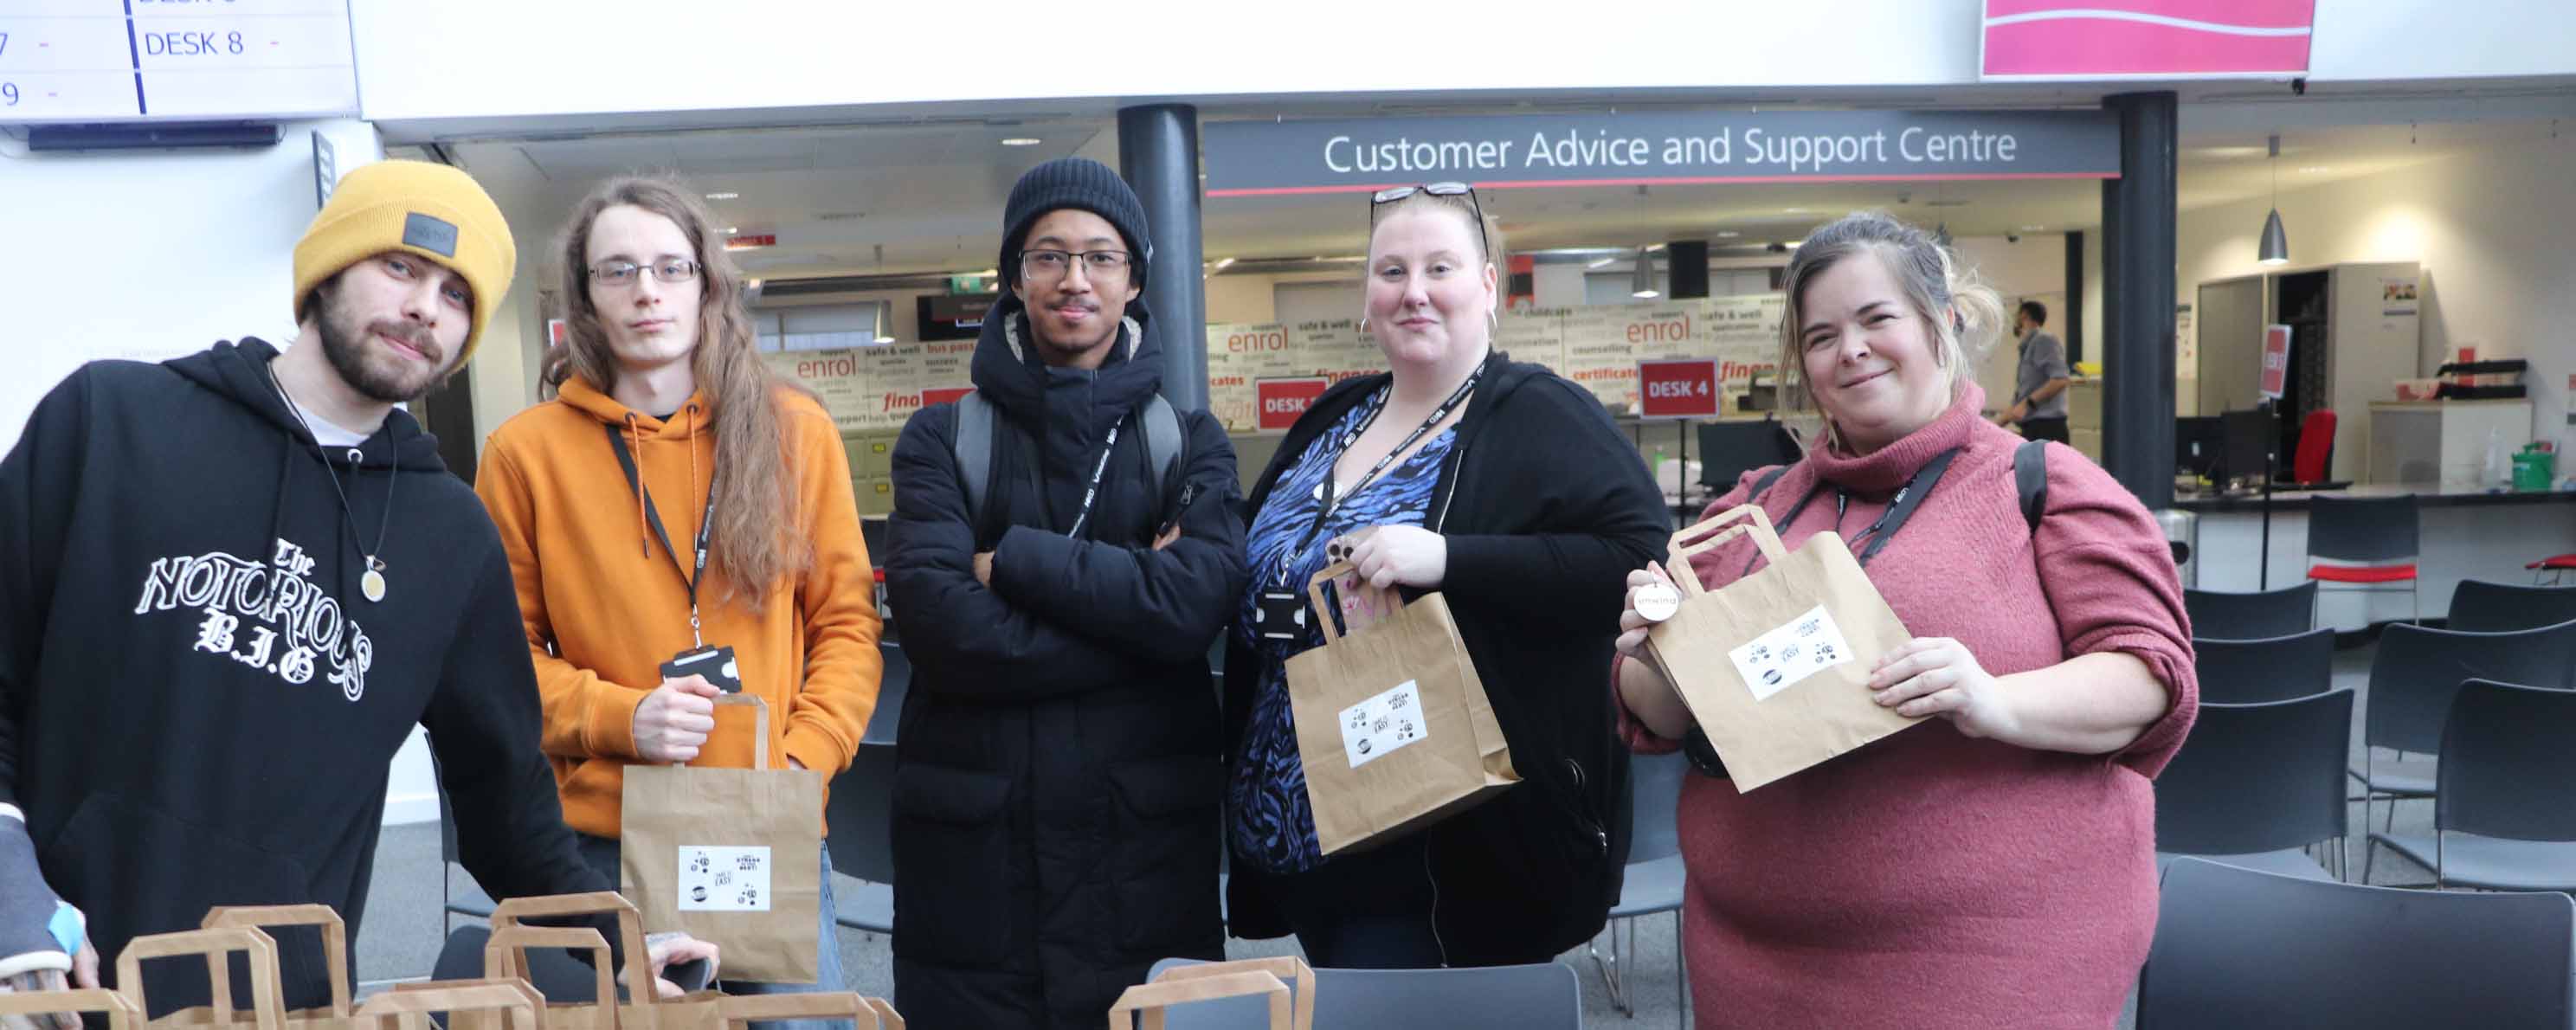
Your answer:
[1340,679,1429,769]
[1727,605,1856,702]
[677,846,772,911]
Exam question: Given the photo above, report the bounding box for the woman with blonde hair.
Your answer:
[1613,210,2196,1027]
[474,177,882,1020]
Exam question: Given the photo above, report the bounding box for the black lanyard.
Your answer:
[1293,364,1484,562]
[1765,447,1961,569]
[1064,416,1125,541]
[605,423,719,647]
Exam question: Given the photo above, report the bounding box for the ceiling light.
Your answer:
[2020,225,2045,231]
[1783,207,1810,214]
[725,227,739,234]
[2258,134,2290,266]
[1001,138,1042,147]
[2299,165,2330,173]
[1587,257,1618,269]
[704,192,740,200]
[1629,248,1659,299]
[1715,230,1741,238]
[1212,257,1236,272]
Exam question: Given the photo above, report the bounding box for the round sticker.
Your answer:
[1634,582,1682,623]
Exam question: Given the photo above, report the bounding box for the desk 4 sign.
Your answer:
[1639,358,1722,419]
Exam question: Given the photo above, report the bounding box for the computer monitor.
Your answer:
[1698,420,1802,492]
[2218,410,2277,486]
[2174,416,2222,480]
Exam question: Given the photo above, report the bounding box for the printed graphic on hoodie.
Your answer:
[132,537,376,701]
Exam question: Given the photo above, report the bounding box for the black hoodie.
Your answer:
[0,340,613,1009]
[882,297,1250,1029]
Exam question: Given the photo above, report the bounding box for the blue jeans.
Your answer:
[576,834,845,1030]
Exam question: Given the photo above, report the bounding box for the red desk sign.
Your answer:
[2258,325,2293,400]
[1257,377,1331,432]
[1639,358,1722,419]
[724,234,777,249]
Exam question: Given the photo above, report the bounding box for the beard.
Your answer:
[315,283,453,403]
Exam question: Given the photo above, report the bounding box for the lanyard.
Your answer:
[1062,415,1128,541]
[1294,364,1484,561]
[1769,447,1961,568]
[604,424,719,647]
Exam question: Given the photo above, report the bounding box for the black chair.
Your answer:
[2184,583,2316,641]
[2367,679,2576,890]
[863,642,908,744]
[2448,580,2576,634]
[2193,627,2335,705]
[2136,858,2575,1029]
[2305,494,2423,625]
[1696,419,1801,493]
[435,769,494,932]
[2154,689,2353,881]
[2351,620,2576,834]
[824,740,898,936]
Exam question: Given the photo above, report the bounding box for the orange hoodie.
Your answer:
[474,377,882,837]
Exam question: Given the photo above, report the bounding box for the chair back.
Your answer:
[2138,858,2576,1030]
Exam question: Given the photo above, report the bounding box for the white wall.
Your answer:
[2178,137,2576,454]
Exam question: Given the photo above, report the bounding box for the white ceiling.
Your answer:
[429,88,2573,283]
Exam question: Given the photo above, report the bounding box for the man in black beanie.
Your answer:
[882,158,1248,1027]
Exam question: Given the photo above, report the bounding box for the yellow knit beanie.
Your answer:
[292,160,516,362]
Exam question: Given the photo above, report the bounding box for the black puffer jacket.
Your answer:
[884,297,1248,1029]
[1223,352,1671,962]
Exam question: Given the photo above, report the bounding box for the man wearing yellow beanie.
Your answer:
[0,159,713,1018]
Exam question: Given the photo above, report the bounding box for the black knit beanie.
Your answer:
[999,158,1152,291]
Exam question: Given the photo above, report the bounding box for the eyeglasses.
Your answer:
[588,259,701,287]
[1369,182,1488,257]
[1020,248,1132,282]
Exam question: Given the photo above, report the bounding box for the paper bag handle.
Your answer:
[482,925,616,1019]
[355,981,542,1030]
[488,892,651,1015]
[1105,970,1291,1030]
[0,988,143,1030]
[1304,561,1400,645]
[672,694,771,769]
[862,998,905,1030]
[201,904,351,1017]
[1666,504,1787,597]
[718,992,891,1030]
[115,927,285,1030]
[1148,958,1314,1030]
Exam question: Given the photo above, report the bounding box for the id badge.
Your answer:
[661,645,742,693]
[1254,590,1308,642]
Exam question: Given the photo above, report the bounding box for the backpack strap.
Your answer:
[952,391,995,522]
[2013,438,2049,534]
[1142,393,1183,492]
[1748,464,1792,504]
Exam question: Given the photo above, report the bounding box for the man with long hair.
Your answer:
[0,161,713,1016]
[473,177,880,1021]
[884,158,1248,1028]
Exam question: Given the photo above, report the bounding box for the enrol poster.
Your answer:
[806,294,1787,435]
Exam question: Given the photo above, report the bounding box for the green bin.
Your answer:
[2512,447,2556,492]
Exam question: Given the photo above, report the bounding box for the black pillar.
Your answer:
[1667,241,1710,299]
[2063,230,2085,366]
[2101,92,2178,510]
[1117,104,1208,413]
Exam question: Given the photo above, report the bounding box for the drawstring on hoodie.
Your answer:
[622,406,707,563]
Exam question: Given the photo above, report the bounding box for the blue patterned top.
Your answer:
[1230,389,1458,874]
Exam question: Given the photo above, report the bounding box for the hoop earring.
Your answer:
[1358,316,1370,334]
[1486,308,1500,332]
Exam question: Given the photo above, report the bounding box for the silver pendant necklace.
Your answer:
[266,360,398,603]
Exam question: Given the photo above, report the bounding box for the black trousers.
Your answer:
[2019,416,2071,445]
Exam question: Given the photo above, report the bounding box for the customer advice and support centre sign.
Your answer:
[1202,110,2121,196]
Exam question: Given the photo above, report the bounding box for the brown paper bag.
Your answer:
[0,988,145,1030]
[485,892,686,1030]
[1644,505,1922,791]
[621,695,823,984]
[1105,969,1295,1030]
[113,928,283,1030]
[1284,562,1517,857]
[1138,958,1312,1030]
[715,993,900,1030]
[354,982,541,1030]
[191,906,352,1030]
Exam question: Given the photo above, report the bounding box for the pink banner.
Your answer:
[1982,1,2315,79]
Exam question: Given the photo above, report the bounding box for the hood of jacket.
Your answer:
[166,338,449,472]
[967,293,1161,435]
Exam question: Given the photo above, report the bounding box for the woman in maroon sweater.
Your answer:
[1613,211,2197,1027]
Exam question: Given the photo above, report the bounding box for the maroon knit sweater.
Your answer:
[1617,383,2198,1028]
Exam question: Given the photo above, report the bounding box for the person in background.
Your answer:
[0,161,712,1018]
[883,158,1248,1029]
[473,176,879,1021]
[1223,182,1669,969]
[2000,299,2072,443]
[1613,211,2195,1027]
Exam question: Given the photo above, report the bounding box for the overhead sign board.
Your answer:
[0,0,358,123]
[1202,109,2121,196]
[1980,1,2318,80]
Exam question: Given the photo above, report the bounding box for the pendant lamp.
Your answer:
[1630,248,1659,299]
[2258,134,2290,266]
